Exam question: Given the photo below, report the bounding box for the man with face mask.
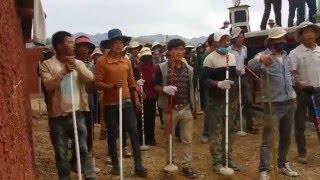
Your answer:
[203,30,240,175]
[248,27,299,180]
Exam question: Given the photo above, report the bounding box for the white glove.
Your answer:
[137,79,145,86]
[217,80,234,90]
[163,85,178,96]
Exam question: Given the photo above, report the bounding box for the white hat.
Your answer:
[186,44,195,49]
[295,21,320,41]
[128,41,142,49]
[138,47,152,61]
[151,41,163,50]
[214,30,230,42]
[231,27,243,39]
[90,48,103,58]
[268,27,287,39]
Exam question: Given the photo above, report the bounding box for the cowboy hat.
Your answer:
[75,35,96,53]
[128,41,143,49]
[138,47,152,62]
[103,28,131,48]
[151,41,163,51]
[294,21,320,42]
[231,27,244,39]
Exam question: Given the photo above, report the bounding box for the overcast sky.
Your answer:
[43,0,291,38]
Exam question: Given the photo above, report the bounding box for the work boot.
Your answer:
[135,167,148,178]
[297,154,307,164]
[259,171,269,180]
[182,167,197,179]
[280,162,299,177]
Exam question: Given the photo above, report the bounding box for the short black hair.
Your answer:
[52,31,72,50]
[207,33,215,46]
[167,39,185,51]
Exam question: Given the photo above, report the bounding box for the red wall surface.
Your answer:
[0,1,36,179]
[24,48,44,96]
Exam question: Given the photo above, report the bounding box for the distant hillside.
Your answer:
[73,33,207,46]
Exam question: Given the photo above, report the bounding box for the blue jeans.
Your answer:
[49,112,96,180]
[105,102,143,170]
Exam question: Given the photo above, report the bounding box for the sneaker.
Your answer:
[123,147,132,158]
[213,164,224,175]
[135,167,147,178]
[110,168,120,175]
[201,136,209,144]
[280,162,299,177]
[297,154,307,164]
[182,167,197,179]
[259,171,269,180]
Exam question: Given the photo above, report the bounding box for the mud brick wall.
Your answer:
[0,1,36,179]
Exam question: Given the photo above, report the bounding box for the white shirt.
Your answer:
[228,45,247,71]
[289,44,320,87]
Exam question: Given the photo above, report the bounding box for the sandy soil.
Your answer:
[31,98,320,180]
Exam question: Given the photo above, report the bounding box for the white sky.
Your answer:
[43,0,292,38]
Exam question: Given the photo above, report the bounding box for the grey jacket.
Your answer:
[248,49,296,103]
[157,61,195,111]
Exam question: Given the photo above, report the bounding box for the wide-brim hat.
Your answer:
[128,41,143,50]
[103,28,131,49]
[214,30,230,42]
[90,48,103,58]
[75,35,96,53]
[231,27,244,39]
[138,47,152,62]
[151,41,163,51]
[294,21,320,42]
[268,27,287,39]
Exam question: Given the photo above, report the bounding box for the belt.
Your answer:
[105,99,131,106]
[264,99,296,106]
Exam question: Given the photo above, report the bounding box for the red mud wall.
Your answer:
[24,48,43,96]
[0,1,35,179]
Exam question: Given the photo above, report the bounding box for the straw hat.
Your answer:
[268,27,287,39]
[231,27,244,39]
[294,21,320,42]
[128,41,143,49]
[138,47,152,61]
[151,41,163,51]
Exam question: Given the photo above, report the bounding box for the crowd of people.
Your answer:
[39,20,320,180]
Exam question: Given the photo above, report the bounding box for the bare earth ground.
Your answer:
[31,98,320,180]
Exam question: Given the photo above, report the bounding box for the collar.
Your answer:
[301,44,320,52]
[105,54,126,64]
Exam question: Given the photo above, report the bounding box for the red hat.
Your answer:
[75,35,96,53]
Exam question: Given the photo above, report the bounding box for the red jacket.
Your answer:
[138,62,158,100]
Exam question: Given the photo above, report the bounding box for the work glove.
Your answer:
[137,79,145,86]
[217,80,234,90]
[163,85,178,96]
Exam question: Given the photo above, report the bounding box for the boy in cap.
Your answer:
[154,39,197,179]
[248,27,299,179]
[95,29,147,177]
[229,27,257,134]
[289,21,320,164]
[40,31,96,180]
[203,30,239,174]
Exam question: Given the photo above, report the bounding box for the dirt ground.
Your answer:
[31,98,320,180]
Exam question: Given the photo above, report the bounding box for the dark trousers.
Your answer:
[84,111,93,152]
[241,76,254,130]
[295,91,314,156]
[261,0,282,30]
[105,102,143,169]
[158,103,164,125]
[288,1,305,27]
[306,0,317,23]
[49,112,96,180]
[137,99,157,145]
[200,78,209,137]
[259,102,296,172]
